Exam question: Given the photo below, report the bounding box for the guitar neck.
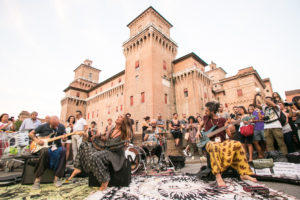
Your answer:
[47,131,83,143]
[206,120,241,138]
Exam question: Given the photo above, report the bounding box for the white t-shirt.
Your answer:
[73,117,87,132]
[0,122,12,131]
[263,105,282,129]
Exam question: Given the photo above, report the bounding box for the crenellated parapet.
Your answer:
[123,23,177,57]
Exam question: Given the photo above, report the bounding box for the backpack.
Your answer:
[273,108,287,127]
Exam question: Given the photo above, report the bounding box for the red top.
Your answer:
[203,115,226,142]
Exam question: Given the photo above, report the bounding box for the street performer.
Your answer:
[196,101,256,187]
[66,115,131,191]
[29,116,67,189]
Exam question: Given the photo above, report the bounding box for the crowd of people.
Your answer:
[1,92,300,189]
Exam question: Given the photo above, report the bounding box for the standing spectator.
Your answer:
[196,116,202,125]
[72,110,88,161]
[126,113,135,142]
[231,106,240,120]
[183,116,199,160]
[255,94,288,155]
[0,113,14,131]
[272,92,282,104]
[19,111,41,132]
[278,102,295,153]
[156,114,166,131]
[44,116,50,124]
[63,115,75,162]
[169,113,182,146]
[180,114,188,148]
[87,121,98,142]
[292,97,300,143]
[218,104,230,119]
[238,106,254,162]
[104,118,114,137]
[250,104,265,159]
[141,116,150,142]
[195,113,201,123]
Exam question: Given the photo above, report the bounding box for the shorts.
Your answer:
[253,130,265,141]
[62,139,72,144]
[237,132,253,144]
[171,131,182,139]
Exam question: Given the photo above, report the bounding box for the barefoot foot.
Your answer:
[216,174,226,187]
[68,168,82,181]
[99,181,109,191]
[240,175,257,183]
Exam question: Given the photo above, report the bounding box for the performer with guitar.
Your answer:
[196,101,256,187]
[66,115,131,191]
[29,116,68,189]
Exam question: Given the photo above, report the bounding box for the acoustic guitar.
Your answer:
[196,120,241,148]
[30,131,84,153]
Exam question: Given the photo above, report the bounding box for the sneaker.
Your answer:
[182,150,188,157]
[191,156,195,160]
[54,179,62,187]
[32,181,40,190]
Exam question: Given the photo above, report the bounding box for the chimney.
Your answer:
[84,59,93,66]
[209,61,216,70]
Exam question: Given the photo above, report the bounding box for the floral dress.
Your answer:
[74,128,125,183]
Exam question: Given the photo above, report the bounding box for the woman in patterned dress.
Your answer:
[206,123,257,187]
[66,115,131,191]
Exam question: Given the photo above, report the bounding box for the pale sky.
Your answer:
[0,0,299,118]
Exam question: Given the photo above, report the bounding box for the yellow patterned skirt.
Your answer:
[206,140,253,175]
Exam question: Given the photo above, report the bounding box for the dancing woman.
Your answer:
[67,115,131,191]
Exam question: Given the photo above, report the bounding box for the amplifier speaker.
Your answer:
[21,157,56,185]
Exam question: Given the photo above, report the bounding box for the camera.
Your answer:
[284,102,294,107]
[263,116,270,121]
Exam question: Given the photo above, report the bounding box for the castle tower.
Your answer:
[60,59,101,122]
[123,7,177,125]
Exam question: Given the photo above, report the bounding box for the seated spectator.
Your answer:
[0,113,14,131]
[143,120,162,162]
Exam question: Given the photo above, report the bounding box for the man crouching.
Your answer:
[29,116,66,189]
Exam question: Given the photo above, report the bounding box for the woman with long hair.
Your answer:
[238,106,254,162]
[63,115,75,162]
[169,113,182,146]
[272,92,282,104]
[66,115,131,191]
[141,116,150,142]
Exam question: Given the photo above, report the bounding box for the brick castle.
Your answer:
[60,6,273,133]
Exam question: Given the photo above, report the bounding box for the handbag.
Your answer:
[240,124,254,137]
